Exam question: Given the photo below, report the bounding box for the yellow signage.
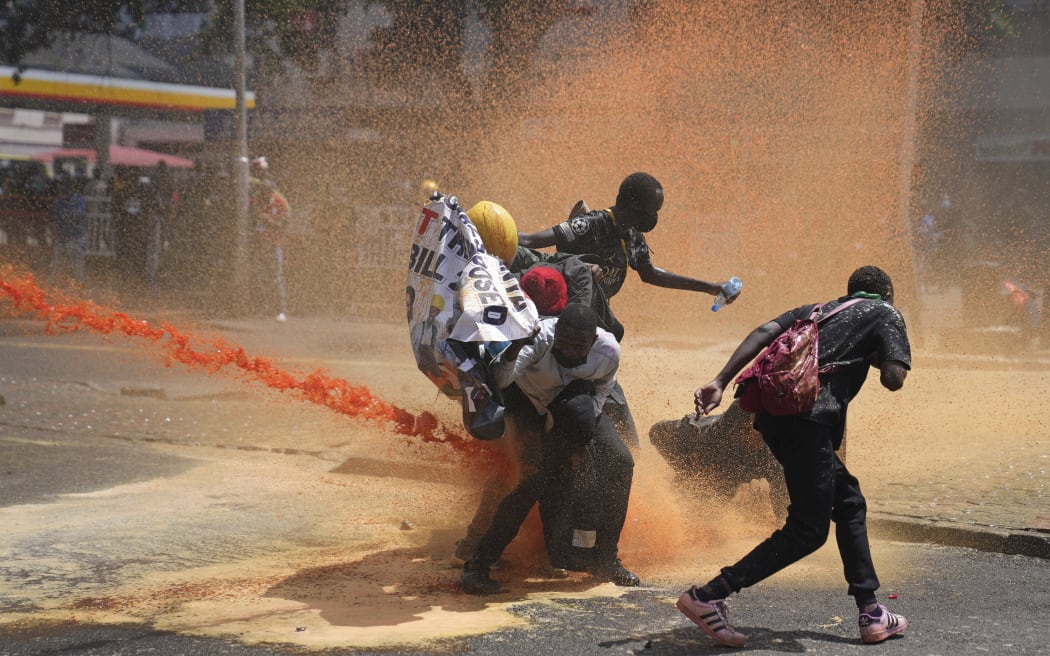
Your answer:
[0,66,254,112]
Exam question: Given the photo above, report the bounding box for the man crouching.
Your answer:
[459,303,638,594]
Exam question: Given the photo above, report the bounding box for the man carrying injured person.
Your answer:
[458,302,638,594]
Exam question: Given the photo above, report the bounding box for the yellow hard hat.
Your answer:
[421,179,440,199]
[466,200,518,264]
[430,294,445,311]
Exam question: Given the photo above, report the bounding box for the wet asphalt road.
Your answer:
[2,541,1049,655]
[1,322,1049,655]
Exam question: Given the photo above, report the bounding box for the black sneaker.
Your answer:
[590,559,640,587]
[459,563,501,595]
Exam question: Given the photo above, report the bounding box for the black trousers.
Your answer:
[720,416,880,601]
[471,387,634,570]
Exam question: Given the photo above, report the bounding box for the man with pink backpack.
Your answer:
[681,265,912,648]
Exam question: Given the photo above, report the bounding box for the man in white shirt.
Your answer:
[458,303,638,594]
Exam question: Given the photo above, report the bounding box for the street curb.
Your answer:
[869,514,1050,559]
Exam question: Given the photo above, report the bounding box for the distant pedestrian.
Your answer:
[679,265,911,647]
[249,156,291,321]
[145,162,176,301]
[914,209,942,292]
[49,174,87,285]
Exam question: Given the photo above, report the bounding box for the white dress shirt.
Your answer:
[492,317,620,417]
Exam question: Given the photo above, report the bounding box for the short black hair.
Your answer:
[556,302,598,336]
[616,172,661,209]
[848,265,893,298]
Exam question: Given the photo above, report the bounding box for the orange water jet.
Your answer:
[0,265,497,462]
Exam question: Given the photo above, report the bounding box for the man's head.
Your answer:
[553,302,598,368]
[848,265,894,304]
[521,265,568,316]
[614,172,663,232]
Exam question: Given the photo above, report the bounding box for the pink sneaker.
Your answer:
[859,604,909,643]
[676,586,747,648]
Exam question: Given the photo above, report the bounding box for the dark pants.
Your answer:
[471,387,634,570]
[720,416,879,602]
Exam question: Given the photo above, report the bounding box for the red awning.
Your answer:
[32,145,194,169]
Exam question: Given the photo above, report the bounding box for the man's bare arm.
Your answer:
[518,228,557,249]
[636,261,727,297]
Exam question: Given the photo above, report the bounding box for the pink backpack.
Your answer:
[735,299,865,416]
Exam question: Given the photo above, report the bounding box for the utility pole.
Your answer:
[899,0,925,344]
[232,0,251,309]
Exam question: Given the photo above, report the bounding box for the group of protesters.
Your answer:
[408,172,913,648]
[4,156,292,317]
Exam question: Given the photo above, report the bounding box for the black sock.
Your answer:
[857,596,880,613]
[694,576,733,601]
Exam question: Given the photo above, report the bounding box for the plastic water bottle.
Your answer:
[711,276,743,312]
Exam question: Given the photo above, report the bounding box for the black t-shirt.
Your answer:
[754,296,911,439]
[550,209,652,299]
[509,246,625,342]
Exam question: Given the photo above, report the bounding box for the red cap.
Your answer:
[521,266,568,316]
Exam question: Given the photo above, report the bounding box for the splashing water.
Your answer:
[0,265,492,459]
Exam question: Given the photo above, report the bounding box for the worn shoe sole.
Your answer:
[676,593,747,648]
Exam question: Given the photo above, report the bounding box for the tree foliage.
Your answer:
[0,1,144,72]
[199,0,350,82]
[1,0,1024,95]
[364,0,589,105]
[0,0,349,83]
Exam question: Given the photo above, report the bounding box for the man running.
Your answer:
[679,265,911,647]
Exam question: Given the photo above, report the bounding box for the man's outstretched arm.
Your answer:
[694,320,781,416]
[518,228,557,249]
[636,261,727,296]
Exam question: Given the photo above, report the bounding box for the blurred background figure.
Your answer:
[421,178,440,204]
[914,206,943,293]
[144,161,175,302]
[249,155,292,321]
[1002,279,1040,348]
[111,169,157,300]
[48,172,87,286]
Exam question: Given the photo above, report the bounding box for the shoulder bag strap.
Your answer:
[815,297,867,324]
[816,298,873,372]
